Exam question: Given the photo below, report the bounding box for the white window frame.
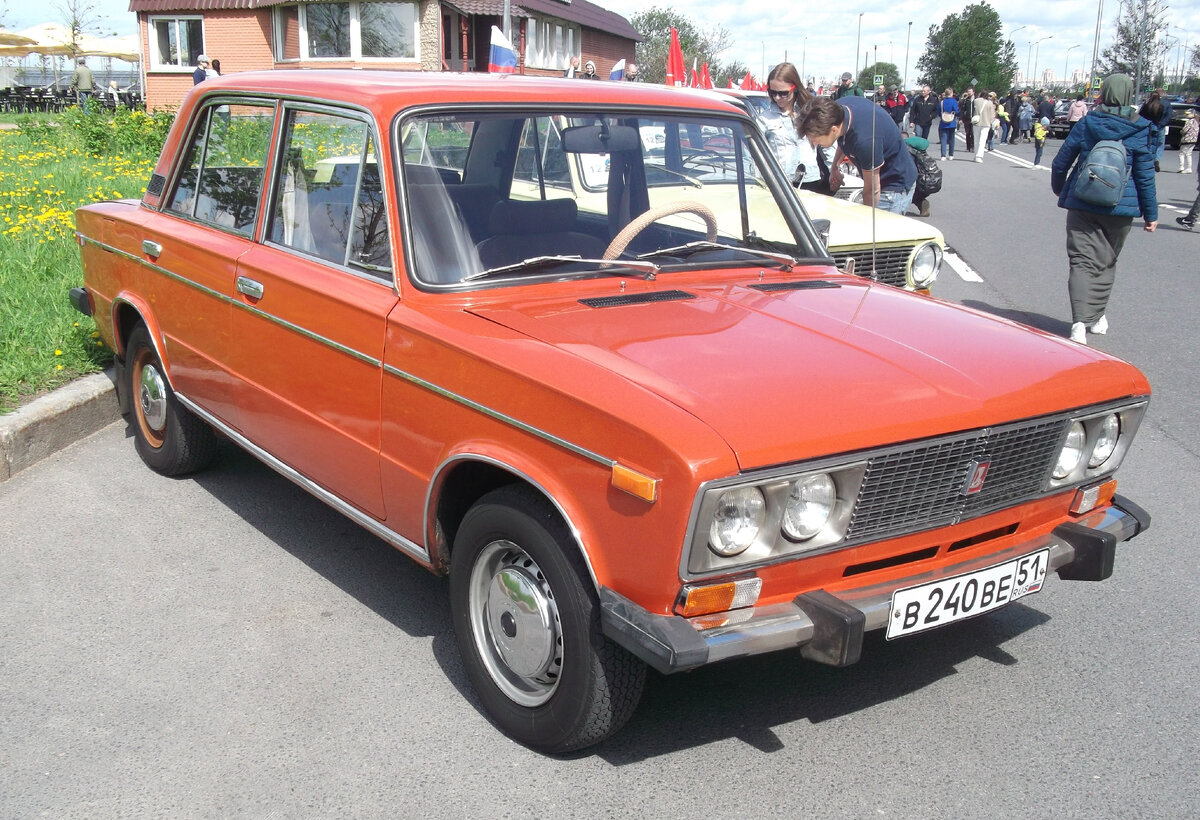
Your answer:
[147,15,206,72]
[524,15,581,71]
[273,1,421,62]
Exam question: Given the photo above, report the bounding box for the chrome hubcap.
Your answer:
[138,362,168,433]
[468,541,562,706]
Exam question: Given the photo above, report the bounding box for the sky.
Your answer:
[5,0,1199,88]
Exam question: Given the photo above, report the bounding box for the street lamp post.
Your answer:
[802,35,807,86]
[903,21,912,91]
[1029,36,1052,87]
[1065,44,1079,90]
[856,12,863,82]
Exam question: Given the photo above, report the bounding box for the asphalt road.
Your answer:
[2,137,1198,818]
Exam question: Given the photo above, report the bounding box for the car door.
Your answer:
[229,106,397,518]
[146,100,275,427]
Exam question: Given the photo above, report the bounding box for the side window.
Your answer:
[514,117,571,190]
[267,110,392,276]
[401,119,471,181]
[165,103,274,237]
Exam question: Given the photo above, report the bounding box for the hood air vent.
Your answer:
[749,280,841,292]
[580,290,695,308]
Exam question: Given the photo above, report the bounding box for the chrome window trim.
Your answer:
[679,398,1150,581]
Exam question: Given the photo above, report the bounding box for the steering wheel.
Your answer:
[602,201,719,260]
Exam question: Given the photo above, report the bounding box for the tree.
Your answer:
[1099,0,1171,91]
[915,3,1018,94]
[857,61,902,93]
[630,6,736,85]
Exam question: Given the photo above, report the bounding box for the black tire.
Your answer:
[125,324,217,476]
[449,485,646,753]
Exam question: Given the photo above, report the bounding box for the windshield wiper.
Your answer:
[464,255,660,282]
[637,241,796,270]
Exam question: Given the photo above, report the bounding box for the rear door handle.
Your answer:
[236,276,264,300]
[142,239,162,257]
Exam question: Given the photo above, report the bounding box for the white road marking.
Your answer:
[943,250,983,282]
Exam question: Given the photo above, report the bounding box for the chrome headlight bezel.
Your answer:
[1046,404,1146,490]
[687,463,867,575]
[907,241,943,289]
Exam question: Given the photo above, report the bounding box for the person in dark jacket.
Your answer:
[908,85,939,139]
[959,87,975,152]
[1051,73,1158,345]
[1138,91,1171,171]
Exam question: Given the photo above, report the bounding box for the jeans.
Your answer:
[940,127,955,158]
[877,183,916,215]
[1034,141,1044,165]
[1000,120,1010,143]
[914,122,931,139]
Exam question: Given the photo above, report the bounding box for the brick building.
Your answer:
[129,0,640,110]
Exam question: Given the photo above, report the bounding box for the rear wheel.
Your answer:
[125,324,217,476]
[449,486,646,753]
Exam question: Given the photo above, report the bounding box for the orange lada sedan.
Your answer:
[72,71,1151,753]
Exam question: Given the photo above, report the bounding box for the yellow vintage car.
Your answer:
[495,105,944,292]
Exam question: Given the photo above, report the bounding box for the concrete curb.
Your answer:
[0,370,121,482]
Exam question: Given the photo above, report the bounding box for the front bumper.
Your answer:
[600,496,1150,674]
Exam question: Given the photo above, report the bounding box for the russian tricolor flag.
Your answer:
[488,26,517,74]
[609,59,626,81]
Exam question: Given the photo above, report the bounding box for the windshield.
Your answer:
[398,108,821,287]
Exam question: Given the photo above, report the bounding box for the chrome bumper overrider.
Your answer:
[600,497,1150,674]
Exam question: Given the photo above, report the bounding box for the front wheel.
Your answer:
[125,324,217,476]
[449,486,646,752]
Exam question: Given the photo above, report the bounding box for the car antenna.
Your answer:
[869,44,878,281]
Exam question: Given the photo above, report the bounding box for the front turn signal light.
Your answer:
[679,577,762,618]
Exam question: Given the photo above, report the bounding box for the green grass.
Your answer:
[0,107,175,413]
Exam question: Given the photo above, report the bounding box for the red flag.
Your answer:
[689,57,698,88]
[742,71,752,90]
[700,62,713,90]
[666,27,685,87]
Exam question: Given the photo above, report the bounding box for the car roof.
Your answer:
[186,70,745,116]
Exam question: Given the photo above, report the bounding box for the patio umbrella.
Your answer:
[0,28,37,47]
[77,34,139,62]
[14,22,82,57]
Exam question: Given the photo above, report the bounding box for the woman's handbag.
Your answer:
[940,109,956,123]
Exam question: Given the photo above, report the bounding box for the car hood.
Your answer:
[469,277,1146,470]
[798,192,943,248]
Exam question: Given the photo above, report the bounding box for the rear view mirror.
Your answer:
[560,124,640,154]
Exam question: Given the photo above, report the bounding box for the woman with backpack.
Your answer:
[1050,73,1158,345]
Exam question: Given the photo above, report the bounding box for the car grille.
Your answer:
[829,245,912,288]
[845,417,1065,542]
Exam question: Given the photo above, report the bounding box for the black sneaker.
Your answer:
[1177,216,1196,230]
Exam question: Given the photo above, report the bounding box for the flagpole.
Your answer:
[503,0,510,39]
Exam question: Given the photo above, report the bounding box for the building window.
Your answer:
[149,16,204,70]
[273,1,418,62]
[524,16,580,71]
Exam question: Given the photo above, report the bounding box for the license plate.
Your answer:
[886,549,1049,639]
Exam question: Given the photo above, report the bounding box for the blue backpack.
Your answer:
[1072,134,1129,208]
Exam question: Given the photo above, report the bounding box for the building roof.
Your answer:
[129,0,641,40]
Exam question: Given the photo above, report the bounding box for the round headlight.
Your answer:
[1089,413,1120,467]
[782,474,837,541]
[1054,421,1087,479]
[909,242,942,288]
[709,487,766,557]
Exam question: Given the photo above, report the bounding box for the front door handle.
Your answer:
[142,239,162,257]
[236,276,264,300]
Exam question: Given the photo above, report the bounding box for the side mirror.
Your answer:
[812,218,831,248]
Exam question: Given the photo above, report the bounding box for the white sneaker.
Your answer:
[975,157,983,163]
[1070,322,1088,344]
[1089,315,1108,335]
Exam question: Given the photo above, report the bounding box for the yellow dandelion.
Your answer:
[54,349,63,356]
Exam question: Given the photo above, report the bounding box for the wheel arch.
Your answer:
[111,295,172,382]
[427,454,601,592]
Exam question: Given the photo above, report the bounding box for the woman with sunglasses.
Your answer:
[762,62,820,191]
